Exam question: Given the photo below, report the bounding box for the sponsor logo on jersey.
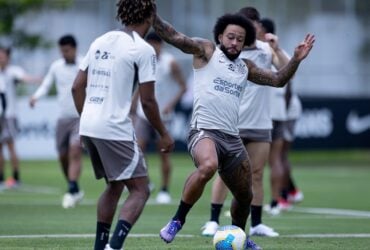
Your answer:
[213,77,243,98]
[92,68,111,77]
[88,96,104,104]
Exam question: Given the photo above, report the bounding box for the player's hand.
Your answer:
[293,34,315,61]
[158,132,175,153]
[29,97,36,108]
[264,33,279,51]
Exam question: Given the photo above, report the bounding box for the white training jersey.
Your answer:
[79,30,156,140]
[0,65,25,118]
[190,47,248,136]
[33,57,82,119]
[238,40,273,130]
[270,49,302,121]
[287,93,302,120]
[137,51,180,121]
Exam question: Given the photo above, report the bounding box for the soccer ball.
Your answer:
[213,225,246,250]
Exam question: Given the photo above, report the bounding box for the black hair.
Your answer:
[0,46,11,57]
[58,34,77,48]
[116,0,155,26]
[146,31,162,43]
[213,13,256,47]
[238,7,261,21]
[260,18,276,34]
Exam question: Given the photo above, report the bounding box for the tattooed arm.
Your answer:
[245,57,300,87]
[246,34,315,87]
[152,14,214,65]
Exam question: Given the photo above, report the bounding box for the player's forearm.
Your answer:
[273,48,290,69]
[71,88,85,115]
[153,14,202,55]
[71,70,87,115]
[32,75,53,99]
[247,57,300,88]
[274,57,301,87]
[142,99,168,137]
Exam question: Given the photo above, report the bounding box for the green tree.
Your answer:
[0,0,72,49]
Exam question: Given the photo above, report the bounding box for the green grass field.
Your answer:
[0,150,370,249]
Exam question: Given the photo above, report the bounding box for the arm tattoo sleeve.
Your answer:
[153,15,204,56]
[247,58,301,87]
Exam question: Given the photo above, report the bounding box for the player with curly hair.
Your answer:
[72,1,174,249]
[152,5,314,249]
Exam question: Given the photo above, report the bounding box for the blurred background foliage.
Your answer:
[0,0,72,49]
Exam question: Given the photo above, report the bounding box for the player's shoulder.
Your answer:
[50,58,65,69]
[256,40,271,52]
[6,64,24,72]
[133,33,156,56]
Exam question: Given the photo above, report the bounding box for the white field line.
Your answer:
[0,199,175,206]
[1,233,370,239]
[1,185,61,195]
[292,207,370,218]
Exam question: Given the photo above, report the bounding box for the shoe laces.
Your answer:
[168,220,181,234]
[245,236,260,249]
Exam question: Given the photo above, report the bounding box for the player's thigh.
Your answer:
[192,137,218,171]
[246,141,270,170]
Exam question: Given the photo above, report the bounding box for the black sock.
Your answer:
[288,178,296,192]
[161,186,168,192]
[68,180,79,194]
[109,220,132,249]
[210,203,223,223]
[0,172,4,182]
[270,200,278,208]
[13,170,19,182]
[281,189,289,200]
[173,200,193,225]
[94,222,111,250]
[250,205,262,227]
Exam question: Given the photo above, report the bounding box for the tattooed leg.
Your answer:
[219,156,253,230]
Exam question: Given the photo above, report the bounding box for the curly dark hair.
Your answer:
[238,7,260,22]
[116,0,155,26]
[213,13,256,47]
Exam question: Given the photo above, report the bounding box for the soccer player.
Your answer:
[152,7,314,250]
[29,35,84,209]
[132,31,187,204]
[71,1,174,249]
[0,46,39,190]
[201,7,290,238]
[259,18,304,214]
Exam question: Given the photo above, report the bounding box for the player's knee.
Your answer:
[197,164,217,183]
[252,169,263,183]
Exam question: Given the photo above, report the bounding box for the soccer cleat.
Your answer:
[244,236,263,250]
[201,221,219,236]
[156,191,172,204]
[278,198,293,211]
[62,190,84,209]
[263,204,281,216]
[249,224,279,237]
[104,244,122,250]
[159,219,182,243]
[288,189,304,203]
[5,177,20,189]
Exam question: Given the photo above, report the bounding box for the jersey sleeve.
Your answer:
[136,44,156,84]
[33,63,56,99]
[79,46,92,71]
[11,66,26,81]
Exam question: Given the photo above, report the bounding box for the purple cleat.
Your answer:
[159,220,182,243]
[245,236,263,250]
